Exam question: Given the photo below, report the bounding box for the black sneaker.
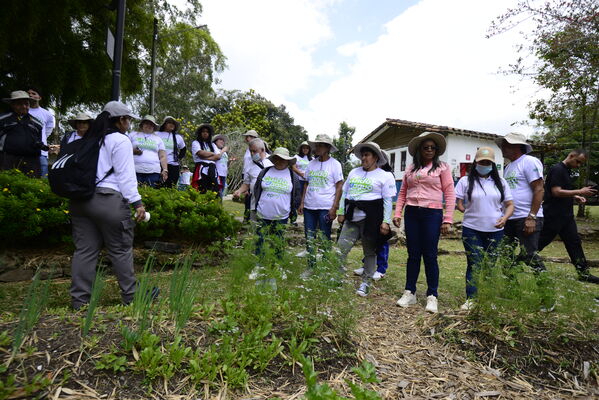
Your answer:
[578,270,599,284]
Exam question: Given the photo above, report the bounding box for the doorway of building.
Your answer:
[459,163,471,177]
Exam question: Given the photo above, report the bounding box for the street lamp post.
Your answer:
[148,21,207,115]
[111,0,126,101]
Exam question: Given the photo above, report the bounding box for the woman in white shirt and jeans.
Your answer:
[69,101,148,310]
[455,147,514,310]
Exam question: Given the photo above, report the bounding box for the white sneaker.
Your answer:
[295,250,309,257]
[356,282,369,297]
[372,271,385,281]
[460,299,474,311]
[353,267,364,276]
[396,290,417,307]
[425,295,438,313]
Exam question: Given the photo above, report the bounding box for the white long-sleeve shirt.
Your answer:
[96,132,142,205]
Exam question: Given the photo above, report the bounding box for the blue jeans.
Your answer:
[136,173,161,188]
[256,218,288,259]
[304,208,333,268]
[404,206,442,297]
[462,226,504,299]
[40,155,48,178]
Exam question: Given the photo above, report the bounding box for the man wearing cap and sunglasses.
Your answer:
[0,90,45,177]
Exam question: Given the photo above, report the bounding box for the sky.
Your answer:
[197,0,537,143]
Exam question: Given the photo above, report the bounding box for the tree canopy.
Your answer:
[0,0,215,113]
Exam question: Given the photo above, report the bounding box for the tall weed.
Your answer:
[82,267,106,335]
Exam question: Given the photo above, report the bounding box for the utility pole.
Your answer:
[111,0,126,101]
[149,18,158,114]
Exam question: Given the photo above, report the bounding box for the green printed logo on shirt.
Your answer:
[504,172,518,189]
[135,137,160,152]
[161,136,174,151]
[348,176,373,197]
[307,170,329,188]
[263,176,291,194]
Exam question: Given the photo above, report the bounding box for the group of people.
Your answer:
[1,90,596,312]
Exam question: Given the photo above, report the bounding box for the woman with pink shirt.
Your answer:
[392,132,455,313]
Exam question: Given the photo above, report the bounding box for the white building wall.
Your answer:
[382,134,503,181]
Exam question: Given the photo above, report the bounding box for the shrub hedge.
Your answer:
[0,170,239,246]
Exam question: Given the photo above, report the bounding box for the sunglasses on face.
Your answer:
[421,145,437,151]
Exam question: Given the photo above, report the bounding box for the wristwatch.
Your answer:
[527,212,537,220]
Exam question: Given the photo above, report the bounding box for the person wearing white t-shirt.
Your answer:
[242,130,260,221]
[191,123,222,193]
[495,132,546,272]
[129,115,168,188]
[60,112,94,147]
[298,134,344,269]
[337,142,397,297]
[234,138,272,221]
[252,147,301,267]
[177,165,193,190]
[455,147,514,310]
[213,134,231,197]
[27,87,55,178]
[69,101,149,309]
[157,116,186,188]
[294,141,312,191]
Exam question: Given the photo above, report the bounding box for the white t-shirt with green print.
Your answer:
[256,167,293,220]
[341,167,397,222]
[304,157,344,210]
[503,154,544,219]
[129,132,166,174]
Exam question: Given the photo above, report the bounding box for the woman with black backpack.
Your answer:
[68,101,147,310]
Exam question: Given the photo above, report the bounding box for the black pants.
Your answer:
[163,164,180,188]
[504,217,545,271]
[0,152,41,177]
[539,214,588,272]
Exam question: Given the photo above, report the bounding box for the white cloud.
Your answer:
[292,0,537,141]
[201,0,335,98]
[337,40,365,57]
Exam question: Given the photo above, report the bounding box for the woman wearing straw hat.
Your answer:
[337,142,397,297]
[455,146,514,310]
[129,115,168,188]
[393,132,455,313]
[157,116,186,188]
[298,134,344,268]
[61,112,94,146]
[252,147,301,266]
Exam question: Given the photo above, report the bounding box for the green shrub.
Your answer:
[0,170,240,246]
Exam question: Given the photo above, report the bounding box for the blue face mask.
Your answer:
[252,153,261,162]
[475,164,493,176]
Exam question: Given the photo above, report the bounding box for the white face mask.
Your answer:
[252,153,261,162]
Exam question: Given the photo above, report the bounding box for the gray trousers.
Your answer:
[69,188,137,308]
[337,219,377,283]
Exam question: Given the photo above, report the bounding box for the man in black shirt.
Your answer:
[539,149,599,284]
[0,91,45,177]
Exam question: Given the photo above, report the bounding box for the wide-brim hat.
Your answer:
[243,129,259,138]
[212,134,227,143]
[160,116,180,131]
[308,134,338,153]
[475,146,495,163]
[196,123,215,137]
[268,147,296,165]
[2,90,31,103]
[103,101,139,119]
[353,142,387,167]
[298,140,310,153]
[140,115,159,129]
[68,112,94,129]
[494,132,532,154]
[407,132,446,156]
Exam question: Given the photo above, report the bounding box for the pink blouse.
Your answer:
[394,161,456,223]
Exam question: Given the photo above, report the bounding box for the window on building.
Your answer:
[390,152,396,170]
[400,151,406,171]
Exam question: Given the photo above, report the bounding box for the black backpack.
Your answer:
[48,136,112,200]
